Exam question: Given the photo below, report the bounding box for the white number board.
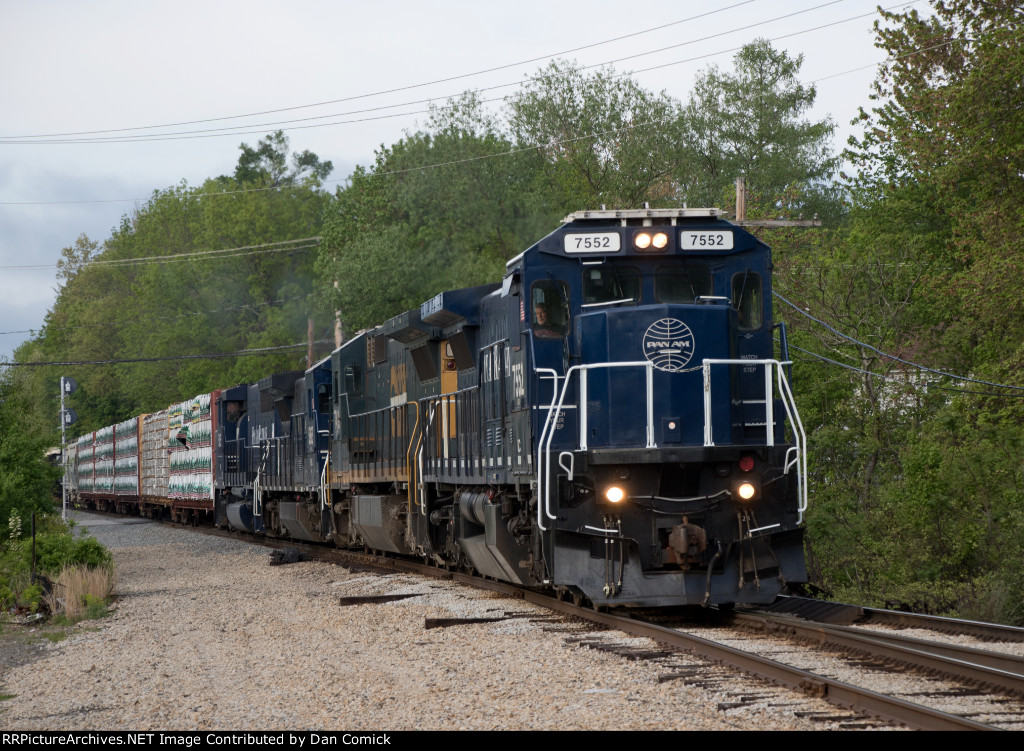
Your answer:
[563,233,622,253]
[680,230,733,250]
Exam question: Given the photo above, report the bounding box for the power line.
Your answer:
[786,339,891,378]
[774,290,1024,392]
[0,295,313,336]
[786,340,1024,398]
[0,341,332,368]
[0,2,763,142]
[0,237,319,271]
[928,384,1024,399]
[0,1,928,207]
[0,0,855,148]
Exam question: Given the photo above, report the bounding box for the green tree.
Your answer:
[14,134,334,430]
[232,130,333,188]
[676,40,840,220]
[792,0,1024,622]
[507,60,681,211]
[319,94,551,332]
[0,374,60,528]
[845,0,1024,380]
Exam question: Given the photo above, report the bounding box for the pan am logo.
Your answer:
[643,318,695,372]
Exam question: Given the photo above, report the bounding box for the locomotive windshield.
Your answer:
[655,265,713,303]
[583,266,640,306]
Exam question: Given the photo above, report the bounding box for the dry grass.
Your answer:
[43,565,116,621]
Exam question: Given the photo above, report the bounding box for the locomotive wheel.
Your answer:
[571,592,585,608]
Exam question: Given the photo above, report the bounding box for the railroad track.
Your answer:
[91,512,1024,730]
[759,595,1024,643]
[732,610,1024,696]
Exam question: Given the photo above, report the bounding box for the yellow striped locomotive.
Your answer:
[67,208,808,609]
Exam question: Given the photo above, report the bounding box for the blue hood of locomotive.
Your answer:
[576,303,736,449]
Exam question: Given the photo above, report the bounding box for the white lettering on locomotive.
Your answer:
[642,318,696,372]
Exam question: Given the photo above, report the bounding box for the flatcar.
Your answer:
[68,207,808,609]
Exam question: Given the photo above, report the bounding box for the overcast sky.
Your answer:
[0,0,910,364]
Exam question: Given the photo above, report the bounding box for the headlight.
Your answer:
[605,486,626,503]
[633,231,668,252]
[737,482,756,501]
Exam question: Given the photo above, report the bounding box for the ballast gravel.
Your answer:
[1,513,875,731]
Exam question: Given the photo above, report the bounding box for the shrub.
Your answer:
[44,565,116,622]
[1,514,113,615]
[16,581,44,613]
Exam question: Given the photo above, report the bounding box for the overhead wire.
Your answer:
[0,0,762,142]
[0,0,933,208]
[0,237,320,271]
[773,290,1024,392]
[0,295,313,336]
[0,340,334,368]
[783,340,1024,398]
[0,0,859,147]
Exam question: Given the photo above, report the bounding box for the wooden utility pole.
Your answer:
[307,318,315,365]
[334,280,343,348]
[731,175,821,228]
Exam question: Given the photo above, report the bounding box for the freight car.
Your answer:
[68,207,808,609]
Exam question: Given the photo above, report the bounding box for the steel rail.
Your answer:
[551,604,995,731]
[270,548,996,730]
[139,518,997,731]
[735,611,1024,696]
[768,595,1024,643]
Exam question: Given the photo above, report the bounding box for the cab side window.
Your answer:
[732,271,763,329]
[531,281,570,339]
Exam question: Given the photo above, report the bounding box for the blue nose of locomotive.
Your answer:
[576,301,736,448]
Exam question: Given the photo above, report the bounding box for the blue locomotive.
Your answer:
[70,208,808,609]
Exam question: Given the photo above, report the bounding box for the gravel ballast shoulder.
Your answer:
[0,513,872,731]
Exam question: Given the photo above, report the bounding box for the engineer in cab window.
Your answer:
[533,302,564,339]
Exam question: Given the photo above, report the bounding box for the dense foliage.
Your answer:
[318,44,840,333]
[13,131,334,436]
[788,0,1024,621]
[6,15,1024,623]
[0,514,113,613]
[0,375,60,527]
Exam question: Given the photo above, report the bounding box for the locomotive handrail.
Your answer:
[318,429,331,511]
[253,442,268,517]
[558,451,574,481]
[536,361,656,533]
[776,364,809,524]
[533,368,560,531]
[419,386,479,481]
[406,400,421,514]
[578,362,656,452]
[701,358,808,524]
[417,403,436,516]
